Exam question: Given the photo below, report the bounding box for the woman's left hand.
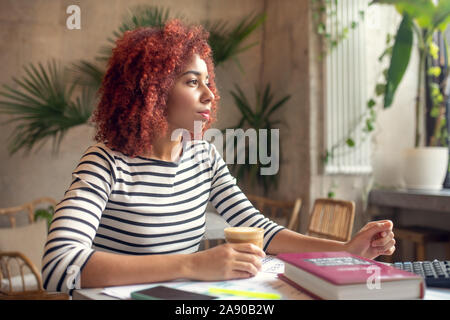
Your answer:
[345,220,396,260]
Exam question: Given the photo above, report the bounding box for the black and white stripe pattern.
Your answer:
[42,140,285,293]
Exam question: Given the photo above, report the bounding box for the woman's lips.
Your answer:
[198,110,210,120]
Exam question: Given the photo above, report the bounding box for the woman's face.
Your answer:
[166,54,215,135]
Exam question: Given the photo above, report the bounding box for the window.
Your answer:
[324,0,371,174]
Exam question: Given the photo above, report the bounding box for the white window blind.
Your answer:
[325,0,372,174]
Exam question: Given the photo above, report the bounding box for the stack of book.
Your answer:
[277,251,425,300]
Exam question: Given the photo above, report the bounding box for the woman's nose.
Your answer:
[201,84,214,103]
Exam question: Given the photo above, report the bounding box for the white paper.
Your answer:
[100,258,311,300]
[261,255,285,274]
[424,287,450,300]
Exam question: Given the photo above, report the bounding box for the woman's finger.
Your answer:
[232,261,259,276]
[372,231,394,247]
[233,251,263,271]
[229,270,253,279]
[360,221,379,232]
[229,243,266,258]
[382,245,396,256]
[378,239,396,254]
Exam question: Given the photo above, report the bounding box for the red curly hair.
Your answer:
[92,19,220,157]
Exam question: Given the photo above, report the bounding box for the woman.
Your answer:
[42,19,395,294]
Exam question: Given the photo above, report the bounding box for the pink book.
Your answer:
[277,252,425,300]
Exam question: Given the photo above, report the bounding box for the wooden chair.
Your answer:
[0,197,57,228]
[247,195,303,231]
[0,197,69,300]
[307,198,355,242]
[0,252,67,300]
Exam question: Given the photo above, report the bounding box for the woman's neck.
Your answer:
[141,129,183,162]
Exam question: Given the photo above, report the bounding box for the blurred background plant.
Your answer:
[371,0,450,148]
[311,0,366,59]
[34,205,54,230]
[223,83,291,195]
[323,0,450,163]
[0,60,95,155]
[425,30,449,148]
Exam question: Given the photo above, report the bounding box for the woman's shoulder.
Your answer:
[186,139,219,155]
[81,142,119,165]
[82,140,218,165]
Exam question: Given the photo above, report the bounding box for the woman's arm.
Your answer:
[266,220,396,260]
[80,251,189,288]
[265,229,347,255]
[42,145,116,293]
[81,242,266,287]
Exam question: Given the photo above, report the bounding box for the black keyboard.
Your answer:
[392,260,450,288]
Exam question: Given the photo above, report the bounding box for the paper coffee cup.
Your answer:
[224,227,264,249]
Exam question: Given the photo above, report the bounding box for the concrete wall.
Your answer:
[260,0,311,232]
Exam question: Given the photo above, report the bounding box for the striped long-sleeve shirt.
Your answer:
[42,140,285,294]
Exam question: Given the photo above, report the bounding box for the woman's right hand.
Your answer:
[187,243,266,281]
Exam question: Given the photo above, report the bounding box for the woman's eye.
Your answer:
[187,79,211,87]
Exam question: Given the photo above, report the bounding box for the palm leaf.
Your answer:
[119,5,172,31]
[0,60,95,154]
[204,13,266,66]
[265,95,291,118]
[260,83,274,114]
[69,60,105,90]
[229,85,255,121]
[223,82,290,194]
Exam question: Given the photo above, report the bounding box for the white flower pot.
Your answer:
[402,147,449,190]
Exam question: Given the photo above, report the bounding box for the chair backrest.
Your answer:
[247,195,302,231]
[0,251,68,299]
[307,198,355,242]
[0,251,44,296]
[0,198,68,299]
[0,197,57,228]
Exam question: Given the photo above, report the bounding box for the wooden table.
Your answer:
[369,189,450,214]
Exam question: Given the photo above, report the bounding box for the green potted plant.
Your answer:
[372,0,450,190]
[223,83,291,195]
